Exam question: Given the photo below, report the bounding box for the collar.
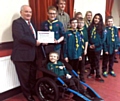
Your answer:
[68,28,78,33]
[25,20,31,25]
[47,19,58,24]
[78,28,84,31]
[58,10,65,15]
[107,26,114,29]
[87,20,92,24]
[21,17,31,24]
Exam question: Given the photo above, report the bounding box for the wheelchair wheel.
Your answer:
[36,77,59,101]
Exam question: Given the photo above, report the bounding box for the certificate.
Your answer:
[37,31,54,43]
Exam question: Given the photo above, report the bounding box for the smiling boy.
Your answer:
[41,6,65,55]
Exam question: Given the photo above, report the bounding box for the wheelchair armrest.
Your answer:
[39,67,57,77]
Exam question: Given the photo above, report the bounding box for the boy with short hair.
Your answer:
[41,6,65,55]
[47,52,92,99]
[47,52,83,92]
[56,0,70,32]
[75,12,83,20]
[56,0,70,60]
[77,17,88,82]
[64,18,82,73]
[102,16,119,77]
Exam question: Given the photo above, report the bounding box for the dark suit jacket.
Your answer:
[11,17,38,61]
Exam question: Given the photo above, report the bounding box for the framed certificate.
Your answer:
[37,31,54,43]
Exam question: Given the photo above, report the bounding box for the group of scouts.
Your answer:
[41,0,119,83]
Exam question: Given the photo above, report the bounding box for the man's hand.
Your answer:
[36,40,41,46]
[42,43,48,45]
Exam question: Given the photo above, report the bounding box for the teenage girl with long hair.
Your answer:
[84,11,92,29]
[84,11,92,67]
[87,13,105,82]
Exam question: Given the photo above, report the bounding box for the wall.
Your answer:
[0,0,29,43]
[112,0,120,27]
[0,0,28,93]
[74,0,106,22]
[0,56,20,93]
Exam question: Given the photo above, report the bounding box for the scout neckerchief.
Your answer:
[68,28,79,50]
[91,26,96,39]
[109,27,115,42]
[50,61,64,69]
[78,28,84,49]
[47,19,58,31]
[85,20,91,28]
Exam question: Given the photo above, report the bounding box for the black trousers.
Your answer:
[69,59,79,73]
[78,54,85,81]
[86,47,91,63]
[89,50,101,78]
[13,61,37,98]
[102,52,115,72]
[61,77,85,93]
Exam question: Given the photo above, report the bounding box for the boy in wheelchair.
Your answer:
[47,52,92,99]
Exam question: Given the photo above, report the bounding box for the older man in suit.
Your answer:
[11,5,41,101]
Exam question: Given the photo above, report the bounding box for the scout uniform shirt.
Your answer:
[103,26,119,54]
[78,27,88,54]
[88,26,105,51]
[47,61,68,77]
[41,19,65,51]
[64,29,82,59]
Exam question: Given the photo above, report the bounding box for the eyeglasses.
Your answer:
[48,13,56,15]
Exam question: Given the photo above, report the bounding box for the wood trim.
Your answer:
[0,42,13,57]
[0,87,21,101]
[0,49,12,57]
[0,42,13,50]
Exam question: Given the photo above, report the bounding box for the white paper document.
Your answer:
[37,31,54,43]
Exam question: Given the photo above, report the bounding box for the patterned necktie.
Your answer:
[79,28,84,49]
[109,27,115,42]
[28,21,34,34]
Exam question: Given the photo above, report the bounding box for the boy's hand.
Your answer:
[59,66,64,69]
[54,39,60,44]
[90,45,95,49]
[115,49,118,52]
[66,74,72,79]
[105,52,108,54]
[79,56,82,61]
[65,58,69,62]
[84,50,87,55]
